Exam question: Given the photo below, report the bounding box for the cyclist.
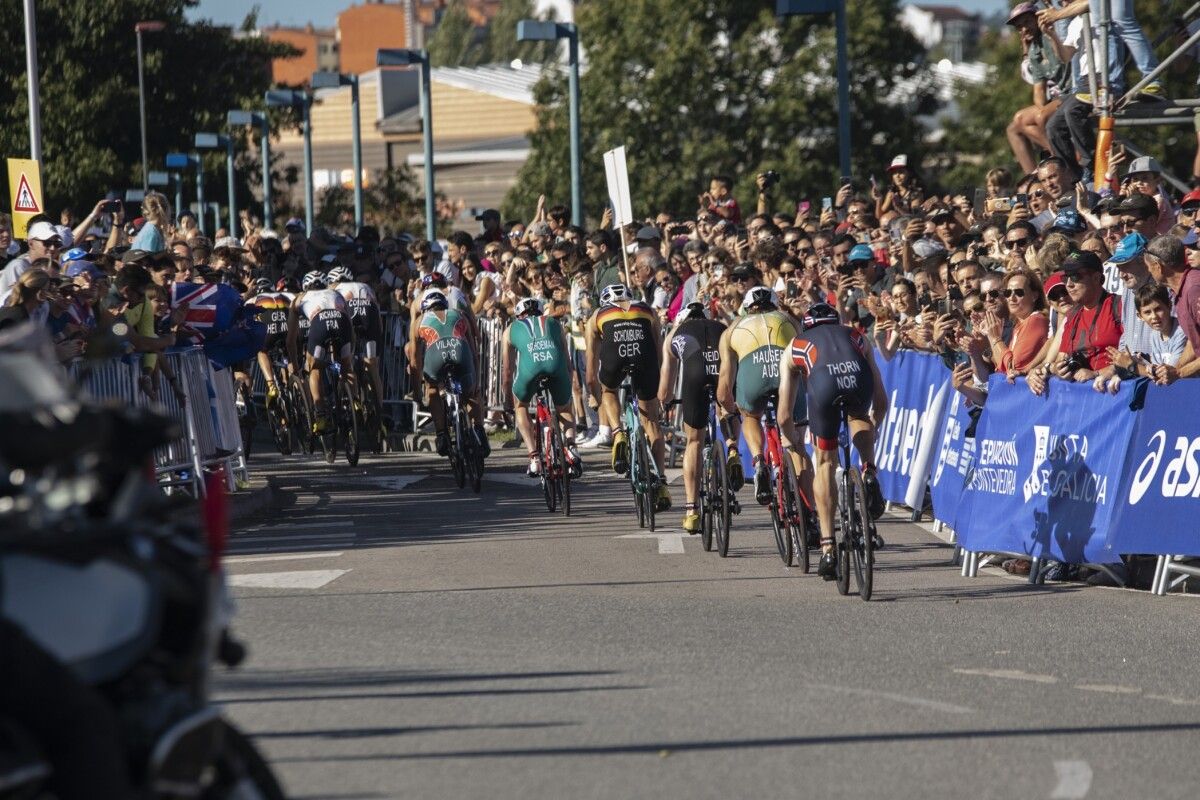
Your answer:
[245,277,294,406]
[659,301,742,533]
[585,283,670,512]
[286,270,355,434]
[326,264,386,414]
[717,286,804,506]
[406,271,475,400]
[414,289,489,459]
[503,296,582,479]
[778,301,888,580]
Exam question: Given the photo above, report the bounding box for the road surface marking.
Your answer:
[811,683,973,714]
[227,552,344,564]
[1074,684,1141,695]
[226,543,348,554]
[952,667,1058,684]
[245,521,354,531]
[617,532,686,554]
[309,475,428,491]
[230,532,355,544]
[228,569,350,589]
[1144,693,1200,706]
[1050,760,1092,799]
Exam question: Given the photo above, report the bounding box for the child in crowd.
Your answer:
[1094,283,1187,393]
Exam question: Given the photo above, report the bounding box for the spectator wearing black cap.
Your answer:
[1034,250,1122,389]
[476,209,503,244]
[1117,193,1159,243]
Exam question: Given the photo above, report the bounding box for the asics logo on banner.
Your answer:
[1021,426,1105,504]
[1128,430,1200,505]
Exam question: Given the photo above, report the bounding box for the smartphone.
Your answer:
[973,188,986,217]
[840,176,853,187]
[821,197,833,212]
[869,175,877,190]
[786,281,800,299]
[102,200,121,214]
[991,197,1015,213]
[1015,192,1029,206]
[797,200,812,216]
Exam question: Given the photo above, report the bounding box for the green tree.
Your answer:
[477,0,557,66]
[944,0,1199,188]
[0,0,295,218]
[428,0,482,68]
[503,0,934,224]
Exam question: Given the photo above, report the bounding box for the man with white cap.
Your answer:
[0,219,62,305]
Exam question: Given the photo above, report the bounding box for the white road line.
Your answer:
[617,532,685,554]
[228,569,350,589]
[227,543,348,554]
[952,667,1058,684]
[226,552,344,564]
[244,521,355,531]
[230,532,356,544]
[1144,693,1200,706]
[810,683,973,714]
[1074,684,1141,695]
[1050,760,1093,799]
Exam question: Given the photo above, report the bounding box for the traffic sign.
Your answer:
[6,158,43,238]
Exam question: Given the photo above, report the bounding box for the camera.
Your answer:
[761,170,780,190]
[102,200,121,214]
[1063,350,1092,374]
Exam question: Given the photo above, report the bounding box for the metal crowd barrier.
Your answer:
[477,316,508,416]
[68,348,246,496]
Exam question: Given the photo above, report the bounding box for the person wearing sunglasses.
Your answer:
[1002,221,1038,270]
[983,269,1049,376]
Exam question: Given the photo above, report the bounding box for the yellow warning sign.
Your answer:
[7,158,43,238]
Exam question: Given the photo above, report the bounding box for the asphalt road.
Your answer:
[218,445,1200,800]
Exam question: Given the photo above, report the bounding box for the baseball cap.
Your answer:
[284,217,305,233]
[65,261,104,279]
[911,239,946,261]
[1050,209,1088,234]
[636,225,661,241]
[1043,271,1066,295]
[1061,250,1103,275]
[213,236,244,252]
[1180,189,1200,211]
[121,249,155,264]
[1118,193,1158,219]
[886,154,909,173]
[1109,232,1148,264]
[848,243,874,262]
[1183,229,1200,249]
[475,208,500,222]
[60,247,91,264]
[26,221,60,242]
[1126,156,1162,176]
[1006,2,1038,24]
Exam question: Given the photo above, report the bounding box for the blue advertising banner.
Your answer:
[928,382,976,527]
[956,376,1137,564]
[1107,380,1200,556]
[871,350,949,505]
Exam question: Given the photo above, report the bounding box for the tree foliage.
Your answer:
[944,0,1199,189]
[503,0,934,223]
[0,0,295,217]
[314,166,452,237]
[427,0,479,68]
[428,0,557,68]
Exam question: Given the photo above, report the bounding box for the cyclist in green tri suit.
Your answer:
[503,297,583,479]
[415,290,487,459]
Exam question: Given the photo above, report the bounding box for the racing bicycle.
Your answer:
[619,369,662,531]
[698,388,740,557]
[262,347,297,456]
[762,393,817,572]
[354,349,385,455]
[533,376,570,515]
[440,371,483,493]
[834,399,875,601]
[317,359,361,467]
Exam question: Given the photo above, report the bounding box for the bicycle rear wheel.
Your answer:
[848,468,874,600]
[538,418,556,512]
[782,460,808,573]
[552,420,571,517]
[266,394,292,456]
[450,412,466,489]
[835,474,852,596]
[715,443,731,557]
[770,502,792,566]
[341,381,360,467]
[640,436,656,532]
[700,446,714,552]
[289,374,315,455]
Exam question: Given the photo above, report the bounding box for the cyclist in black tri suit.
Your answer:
[778,302,888,580]
[659,302,743,533]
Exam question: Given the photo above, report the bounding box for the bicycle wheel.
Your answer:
[537,418,555,512]
[470,443,483,493]
[641,437,656,532]
[265,392,292,456]
[289,375,314,455]
[340,381,360,466]
[770,502,792,566]
[450,412,466,489]
[700,446,714,552]
[715,443,731,558]
[848,468,875,601]
[835,473,852,596]
[782,460,808,573]
[551,418,571,517]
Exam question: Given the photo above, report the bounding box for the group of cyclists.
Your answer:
[242,253,889,581]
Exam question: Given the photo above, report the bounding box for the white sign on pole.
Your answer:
[602,146,633,229]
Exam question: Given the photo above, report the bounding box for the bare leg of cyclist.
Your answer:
[425,384,449,456]
[557,403,581,477]
[640,399,671,511]
[682,422,703,531]
[513,398,535,463]
[601,388,626,473]
[720,412,745,491]
[256,351,277,401]
[308,358,327,432]
[364,356,385,410]
[812,446,838,546]
[741,411,769,504]
[848,416,876,466]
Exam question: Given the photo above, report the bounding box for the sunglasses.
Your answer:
[964,304,984,314]
[1031,190,1047,198]
[1006,238,1031,249]
[1003,288,1026,298]
[796,247,814,256]
[1181,205,1200,215]
[1048,289,1069,302]
[891,290,913,299]
[1062,273,1089,284]
[983,289,1003,301]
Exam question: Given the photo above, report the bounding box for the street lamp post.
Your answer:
[196,132,237,236]
[312,71,364,231]
[135,21,166,192]
[266,90,314,235]
[377,49,435,241]
[22,0,41,161]
[777,0,850,179]
[228,110,271,230]
[517,21,581,226]
[166,152,204,235]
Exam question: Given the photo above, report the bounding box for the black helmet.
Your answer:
[802,301,839,330]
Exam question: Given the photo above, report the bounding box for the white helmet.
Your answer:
[421,290,448,311]
[326,265,352,284]
[599,283,632,306]
[514,297,543,317]
[301,270,326,291]
[741,286,776,312]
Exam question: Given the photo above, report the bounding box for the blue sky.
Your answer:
[190,0,1010,30]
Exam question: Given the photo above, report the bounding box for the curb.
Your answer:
[228,477,279,524]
